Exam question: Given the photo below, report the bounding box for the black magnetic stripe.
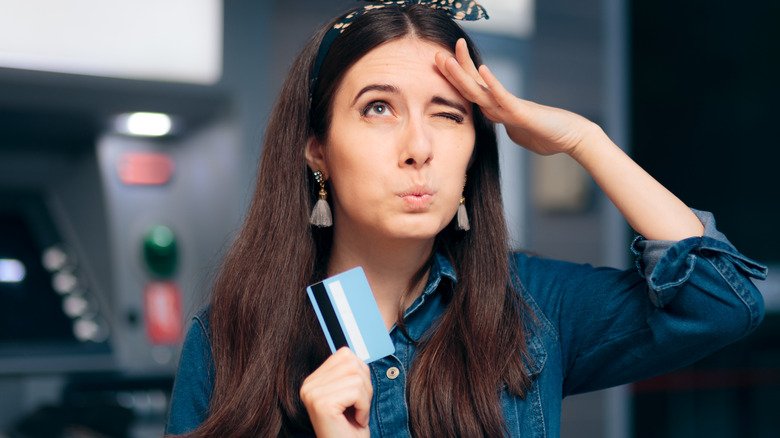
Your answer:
[311,282,349,350]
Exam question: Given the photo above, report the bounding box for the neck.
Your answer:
[328,226,434,329]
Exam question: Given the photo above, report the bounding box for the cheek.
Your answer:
[445,139,475,196]
[324,139,394,201]
[443,134,475,174]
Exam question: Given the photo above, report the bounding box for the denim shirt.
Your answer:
[166,209,768,437]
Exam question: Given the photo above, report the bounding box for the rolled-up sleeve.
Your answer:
[514,209,768,397]
[631,209,767,321]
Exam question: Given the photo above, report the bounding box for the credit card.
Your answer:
[306,267,395,363]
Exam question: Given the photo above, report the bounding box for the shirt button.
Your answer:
[386,366,400,380]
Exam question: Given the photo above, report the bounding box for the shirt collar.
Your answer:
[398,251,458,331]
[420,251,458,298]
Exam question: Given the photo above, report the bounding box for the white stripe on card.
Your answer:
[328,280,370,361]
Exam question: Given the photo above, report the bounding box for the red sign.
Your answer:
[144,281,183,344]
[118,152,174,186]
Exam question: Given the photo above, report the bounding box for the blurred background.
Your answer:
[0,0,776,436]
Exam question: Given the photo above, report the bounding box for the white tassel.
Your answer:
[456,199,470,231]
[310,170,333,227]
[310,197,332,227]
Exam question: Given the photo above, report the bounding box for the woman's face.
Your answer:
[306,37,476,241]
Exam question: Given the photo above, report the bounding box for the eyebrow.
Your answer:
[430,96,468,115]
[352,83,469,114]
[352,84,399,105]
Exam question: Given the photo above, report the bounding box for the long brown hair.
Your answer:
[188,5,531,437]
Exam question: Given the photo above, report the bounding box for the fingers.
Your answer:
[454,38,487,87]
[304,348,371,396]
[434,50,459,88]
[442,55,498,109]
[478,64,526,115]
[435,39,500,111]
[435,39,533,126]
[300,347,374,430]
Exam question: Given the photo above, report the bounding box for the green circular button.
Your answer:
[142,225,178,278]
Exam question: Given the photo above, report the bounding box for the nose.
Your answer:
[399,116,433,169]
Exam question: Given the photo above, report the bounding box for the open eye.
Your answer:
[362,101,391,117]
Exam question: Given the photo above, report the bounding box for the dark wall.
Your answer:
[631,1,780,263]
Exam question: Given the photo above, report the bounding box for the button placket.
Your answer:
[369,355,410,437]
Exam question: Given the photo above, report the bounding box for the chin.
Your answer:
[387,215,448,240]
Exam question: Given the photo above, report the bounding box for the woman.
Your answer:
[166,2,768,437]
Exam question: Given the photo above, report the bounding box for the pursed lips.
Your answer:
[397,186,436,210]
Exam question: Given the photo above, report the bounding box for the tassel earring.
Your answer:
[309,170,333,227]
[457,196,470,231]
[456,176,470,231]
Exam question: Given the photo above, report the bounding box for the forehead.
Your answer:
[337,37,456,97]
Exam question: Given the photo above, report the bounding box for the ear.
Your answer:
[304,136,328,176]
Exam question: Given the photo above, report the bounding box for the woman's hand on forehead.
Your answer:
[435,40,708,244]
[434,38,601,157]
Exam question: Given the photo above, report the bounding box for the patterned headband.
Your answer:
[309,0,489,95]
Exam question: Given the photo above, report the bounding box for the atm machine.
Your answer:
[0,1,254,436]
[0,90,245,436]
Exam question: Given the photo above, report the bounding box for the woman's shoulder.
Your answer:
[179,305,213,354]
[193,306,211,337]
[177,305,215,387]
[167,306,215,435]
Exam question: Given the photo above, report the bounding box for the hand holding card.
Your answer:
[306,267,395,363]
